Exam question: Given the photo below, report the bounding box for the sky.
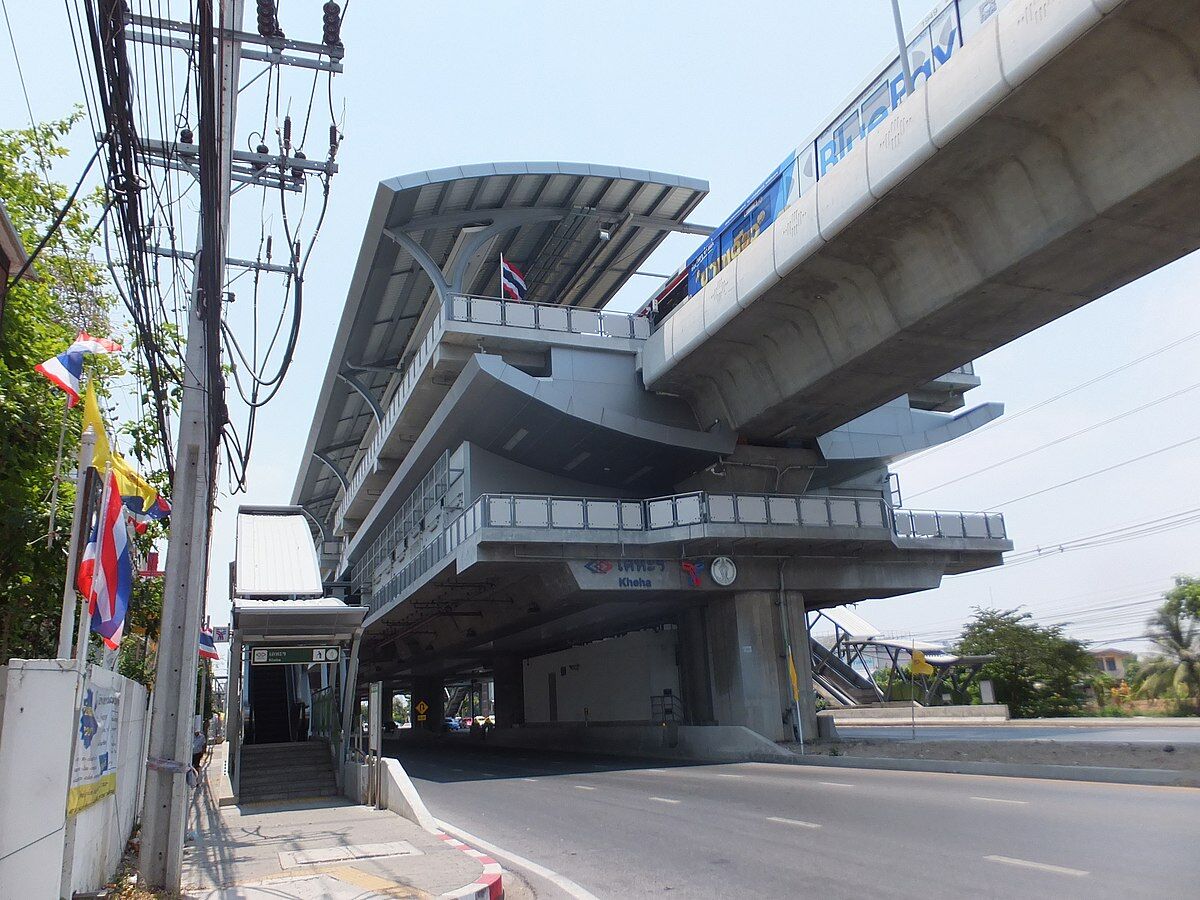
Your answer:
[3,1,1197,674]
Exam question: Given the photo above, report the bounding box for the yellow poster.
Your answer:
[67,683,121,817]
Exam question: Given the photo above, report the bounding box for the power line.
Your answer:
[983,434,1200,510]
[894,326,1200,468]
[907,378,1200,500]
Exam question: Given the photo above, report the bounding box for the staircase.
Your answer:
[810,641,882,706]
[238,741,338,803]
[248,665,291,744]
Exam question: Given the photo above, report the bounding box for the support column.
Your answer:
[677,608,714,725]
[780,590,819,743]
[227,634,242,795]
[411,677,444,732]
[492,658,524,727]
[704,592,790,741]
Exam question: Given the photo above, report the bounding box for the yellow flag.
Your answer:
[81,381,160,514]
[911,650,935,677]
[788,653,801,703]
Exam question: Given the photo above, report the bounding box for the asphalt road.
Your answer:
[389,741,1200,899]
[837,725,1200,743]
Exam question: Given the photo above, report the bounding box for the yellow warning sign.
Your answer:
[415,700,429,715]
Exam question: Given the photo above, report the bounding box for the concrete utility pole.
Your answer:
[139,0,243,889]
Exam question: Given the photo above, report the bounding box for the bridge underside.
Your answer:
[647,0,1200,440]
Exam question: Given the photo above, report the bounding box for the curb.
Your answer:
[438,832,504,900]
[768,752,1200,787]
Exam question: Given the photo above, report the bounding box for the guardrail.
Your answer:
[361,491,1006,616]
[447,294,650,340]
[334,297,649,529]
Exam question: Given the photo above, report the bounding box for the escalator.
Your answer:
[810,641,882,706]
[248,664,292,743]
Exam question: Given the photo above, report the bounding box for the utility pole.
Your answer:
[139,0,242,889]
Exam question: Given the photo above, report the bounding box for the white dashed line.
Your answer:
[984,856,1088,877]
[713,773,744,779]
[649,797,681,804]
[766,816,822,829]
[574,785,597,791]
[971,796,1028,805]
[633,768,669,775]
[819,782,854,788]
[480,772,498,777]
[521,777,539,782]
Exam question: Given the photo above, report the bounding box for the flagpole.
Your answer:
[57,427,96,658]
[47,398,71,548]
[75,462,113,672]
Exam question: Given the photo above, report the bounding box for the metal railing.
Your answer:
[892,508,1006,540]
[446,294,651,340]
[334,297,648,529]
[361,490,1007,617]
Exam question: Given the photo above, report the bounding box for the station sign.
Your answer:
[212,626,230,643]
[250,646,342,665]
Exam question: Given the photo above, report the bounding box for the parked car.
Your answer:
[444,716,463,731]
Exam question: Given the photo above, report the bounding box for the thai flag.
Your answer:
[500,255,527,301]
[76,471,133,650]
[128,494,172,533]
[35,332,122,407]
[199,625,220,661]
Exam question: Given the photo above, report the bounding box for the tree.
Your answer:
[0,115,113,661]
[957,608,1094,718]
[1135,576,1200,714]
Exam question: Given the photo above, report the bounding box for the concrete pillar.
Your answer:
[780,591,819,743]
[705,592,790,741]
[411,677,444,732]
[492,658,525,727]
[677,608,714,725]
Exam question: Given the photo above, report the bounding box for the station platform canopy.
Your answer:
[293,162,709,527]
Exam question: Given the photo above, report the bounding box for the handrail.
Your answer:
[359,490,1007,617]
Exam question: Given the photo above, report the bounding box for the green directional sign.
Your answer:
[250,646,342,665]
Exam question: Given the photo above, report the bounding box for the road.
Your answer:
[837,724,1200,743]
[389,741,1199,899]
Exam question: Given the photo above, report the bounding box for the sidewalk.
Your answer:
[183,745,500,899]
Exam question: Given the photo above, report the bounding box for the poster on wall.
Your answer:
[67,683,121,817]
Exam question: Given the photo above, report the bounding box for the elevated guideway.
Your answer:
[643,0,1200,439]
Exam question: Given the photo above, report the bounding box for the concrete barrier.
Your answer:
[381,757,439,833]
[820,703,1010,725]
[479,723,794,762]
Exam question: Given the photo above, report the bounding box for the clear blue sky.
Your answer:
[3,1,1197,673]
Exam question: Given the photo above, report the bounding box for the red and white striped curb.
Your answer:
[438,832,503,899]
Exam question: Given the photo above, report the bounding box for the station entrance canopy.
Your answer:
[293,163,709,528]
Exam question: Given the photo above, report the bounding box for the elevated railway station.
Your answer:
[228,0,1200,756]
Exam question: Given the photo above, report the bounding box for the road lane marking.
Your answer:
[480,772,498,777]
[648,797,681,804]
[450,768,466,773]
[819,782,854,788]
[713,773,744,779]
[632,768,669,775]
[436,819,601,900]
[766,816,822,829]
[521,777,539,782]
[984,856,1088,877]
[971,796,1028,805]
[574,785,596,791]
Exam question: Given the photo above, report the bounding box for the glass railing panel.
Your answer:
[486,496,512,527]
[962,513,989,538]
[767,496,799,525]
[939,513,966,538]
[505,302,537,329]
[601,312,633,338]
[858,500,885,528]
[911,511,939,537]
[569,308,602,336]
[647,498,676,529]
[586,500,620,529]
[799,498,830,526]
[538,305,569,331]
[985,513,1006,539]
[675,493,704,525]
[707,494,737,523]
[551,498,585,528]
[736,495,769,524]
[514,496,550,527]
[620,501,644,530]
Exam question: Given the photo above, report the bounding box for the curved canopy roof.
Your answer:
[293,162,708,528]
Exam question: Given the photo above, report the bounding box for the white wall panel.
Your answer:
[669,289,709,361]
[998,0,1101,88]
[772,191,823,280]
[703,261,740,338]
[928,16,1008,147]
[867,92,935,198]
[816,141,872,241]
[734,224,778,311]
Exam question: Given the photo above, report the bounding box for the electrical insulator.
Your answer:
[282,116,292,152]
[265,235,274,261]
[291,150,307,181]
[322,2,343,48]
[179,127,193,144]
[329,124,340,160]
[256,0,284,39]
[254,142,270,171]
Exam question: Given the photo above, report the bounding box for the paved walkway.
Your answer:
[183,745,492,898]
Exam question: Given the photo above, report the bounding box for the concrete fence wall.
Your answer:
[0,659,150,899]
